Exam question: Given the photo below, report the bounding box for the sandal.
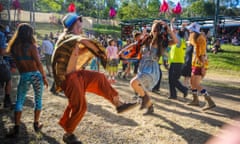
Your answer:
[63,134,83,144]
[33,122,43,132]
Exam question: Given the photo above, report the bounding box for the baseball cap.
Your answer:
[62,13,82,29]
[186,22,200,33]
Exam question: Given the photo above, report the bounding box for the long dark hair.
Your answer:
[149,22,169,56]
[7,23,36,54]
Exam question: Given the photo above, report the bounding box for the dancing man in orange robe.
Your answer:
[51,13,137,144]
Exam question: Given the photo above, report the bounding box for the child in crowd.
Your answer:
[106,39,119,83]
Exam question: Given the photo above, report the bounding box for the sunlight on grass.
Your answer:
[208,44,240,76]
[35,23,62,39]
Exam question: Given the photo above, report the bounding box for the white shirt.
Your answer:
[42,40,54,55]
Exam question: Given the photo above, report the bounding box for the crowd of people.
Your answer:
[0,13,220,143]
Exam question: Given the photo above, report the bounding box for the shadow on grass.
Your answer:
[87,103,138,127]
[203,80,240,91]
[152,92,240,119]
[152,101,225,127]
[0,109,12,140]
[152,113,211,144]
[1,123,31,144]
[207,86,240,103]
[220,50,240,54]
[152,79,240,121]
[0,108,60,144]
[38,131,60,144]
[151,96,201,113]
[0,109,30,144]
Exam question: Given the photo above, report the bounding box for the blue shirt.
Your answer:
[0,31,6,49]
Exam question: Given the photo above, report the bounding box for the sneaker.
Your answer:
[63,134,82,144]
[116,102,138,113]
[4,96,12,108]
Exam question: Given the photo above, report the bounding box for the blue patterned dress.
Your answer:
[137,47,160,91]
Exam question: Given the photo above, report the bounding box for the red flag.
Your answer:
[159,0,169,13]
[12,0,20,9]
[68,3,76,12]
[172,2,182,15]
[109,7,116,18]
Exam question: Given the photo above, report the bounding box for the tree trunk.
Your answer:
[14,9,16,25]
[29,0,32,24]
[7,0,12,26]
[32,0,36,29]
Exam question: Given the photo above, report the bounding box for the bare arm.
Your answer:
[153,20,178,46]
[118,43,135,55]
[168,30,178,46]
[31,45,48,87]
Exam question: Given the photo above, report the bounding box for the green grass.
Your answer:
[207,44,240,75]
[92,24,121,31]
[91,28,120,38]
[34,23,62,39]
[86,24,121,38]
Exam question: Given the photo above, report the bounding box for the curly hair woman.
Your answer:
[120,20,178,114]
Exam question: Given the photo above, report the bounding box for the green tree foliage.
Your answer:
[35,0,62,12]
[220,6,240,16]
[118,2,143,20]
[182,0,240,17]
[146,0,160,18]
[189,0,215,17]
[117,0,160,20]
